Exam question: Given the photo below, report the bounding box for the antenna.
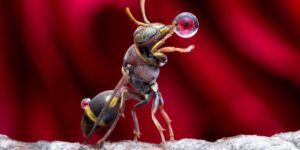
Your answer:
[141,0,150,23]
[125,7,148,26]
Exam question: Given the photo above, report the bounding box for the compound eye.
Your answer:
[174,12,199,38]
[81,98,91,109]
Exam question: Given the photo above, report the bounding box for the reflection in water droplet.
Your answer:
[174,12,199,38]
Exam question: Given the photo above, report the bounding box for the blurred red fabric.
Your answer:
[0,0,300,143]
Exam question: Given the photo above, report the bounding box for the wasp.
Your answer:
[80,0,199,149]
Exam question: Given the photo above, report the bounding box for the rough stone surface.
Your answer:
[0,130,299,150]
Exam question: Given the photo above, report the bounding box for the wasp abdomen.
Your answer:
[81,90,120,136]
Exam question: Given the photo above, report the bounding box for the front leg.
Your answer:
[152,45,194,67]
[150,28,175,53]
[158,45,195,53]
[152,52,168,67]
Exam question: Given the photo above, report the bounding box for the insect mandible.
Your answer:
[80,0,199,149]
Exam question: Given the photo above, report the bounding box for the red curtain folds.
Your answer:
[0,0,299,143]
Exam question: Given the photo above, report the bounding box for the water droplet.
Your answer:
[81,98,91,109]
[174,12,199,38]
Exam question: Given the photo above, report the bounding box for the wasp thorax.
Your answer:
[174,12,199,38]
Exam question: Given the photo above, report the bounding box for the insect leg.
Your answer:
[151,91,166,150]
[130,93,151,141]
[153,91,174,141]
[159,107,174,141]
[150,36,172,53]
[158,45,195,53]
[151,22,176,53]
[152,52,167,65]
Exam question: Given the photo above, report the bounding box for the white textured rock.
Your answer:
[0,130,299,150]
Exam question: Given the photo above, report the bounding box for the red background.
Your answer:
[0,0,300,144]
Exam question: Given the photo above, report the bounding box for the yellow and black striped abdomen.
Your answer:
[81,90,120,136]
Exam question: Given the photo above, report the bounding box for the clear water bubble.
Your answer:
[81,98,91,109]
[174,12,199,38]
